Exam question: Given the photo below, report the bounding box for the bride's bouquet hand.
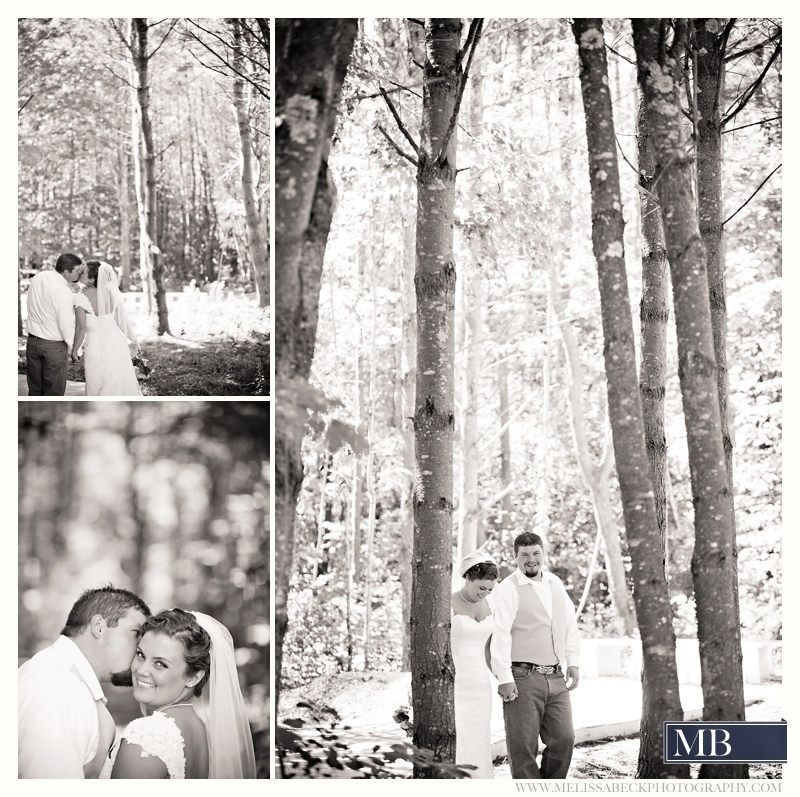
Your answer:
[129,342,140,358]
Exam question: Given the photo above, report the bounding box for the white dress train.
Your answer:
[73,292,141,396]
[451,613,495,778]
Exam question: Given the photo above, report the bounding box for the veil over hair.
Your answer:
[190,612,257,778]
[95,262,138,348]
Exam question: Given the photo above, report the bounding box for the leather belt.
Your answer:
[512,661,561,675]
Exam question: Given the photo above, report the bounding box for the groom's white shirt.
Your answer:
[18,635,105,778]
[26,269,75,344]
[489,568,581,686]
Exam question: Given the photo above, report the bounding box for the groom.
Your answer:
[490,532,581,779]
[18,586,151,778]
[25,253,84,395]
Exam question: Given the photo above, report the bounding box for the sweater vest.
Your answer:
[509,577,567,666]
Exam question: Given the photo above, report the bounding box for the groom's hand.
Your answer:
[499,682,518,702]
[71,352,81,363]
[566,666,580,691]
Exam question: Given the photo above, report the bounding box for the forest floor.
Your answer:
[18,289,269,396]
[277,672,783,779]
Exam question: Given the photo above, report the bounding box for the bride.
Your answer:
[451,551,499,779]
[101,608,256,779]
[72,261,142,396]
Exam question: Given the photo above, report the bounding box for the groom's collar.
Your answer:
[52,635,106,703]
[512,567,552,586]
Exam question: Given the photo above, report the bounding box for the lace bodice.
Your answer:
[73,292,95,315]
[99,711,186,779]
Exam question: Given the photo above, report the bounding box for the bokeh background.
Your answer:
[18,400,270,777]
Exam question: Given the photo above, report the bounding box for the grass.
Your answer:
[19,287,270,396]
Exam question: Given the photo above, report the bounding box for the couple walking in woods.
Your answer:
[25,253,141,396]
[451,532,580,779]
[18,586,256,778]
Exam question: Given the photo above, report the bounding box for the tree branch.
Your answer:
[437,18,483,164]
[457,17,481,63]
[377,125,419,167]
[722,163,781,227]
[615,134,639,174]
[18,94,34,115]
[721,41,781,127]
[149,18,179,58]
[724,26,781,62]
[723,114,781,134]
[605,42,635,65]
[380,87,421,157]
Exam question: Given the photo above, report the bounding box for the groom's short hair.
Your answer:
[514,532,544,555]
[61,586,151,637]
[55,253,83,273]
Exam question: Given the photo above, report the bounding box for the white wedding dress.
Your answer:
[451,613,495,778]
[73,291,141,396]
[99,711,187,779]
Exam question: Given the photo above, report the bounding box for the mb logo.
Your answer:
[663,721,787,764]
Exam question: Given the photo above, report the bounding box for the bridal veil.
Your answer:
[190,612,257,779]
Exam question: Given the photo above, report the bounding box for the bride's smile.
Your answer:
[131,632,203,711]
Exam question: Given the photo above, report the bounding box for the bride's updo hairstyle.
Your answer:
[140,608,212,696]
[84,260,102,287]
[463,561,499,582]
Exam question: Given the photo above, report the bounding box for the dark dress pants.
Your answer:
[502,666,574,779]
[26,335,68,396]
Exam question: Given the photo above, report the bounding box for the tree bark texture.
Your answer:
[635,90,675,778]
[573,19,687,779]
[231,19,270,308]
[692,18,748,779]
[400,190,416,671]
[411,18,462,775]
[632,20,746,779]
[128,20,153,314]
[274,19,358,703]
[133,18,170,335]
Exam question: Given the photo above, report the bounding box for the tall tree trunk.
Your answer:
[117,140,132,291]
[128,19,153,313]
[497,358,513,537]
[230,18,269,307]
[693,23,747,777]
[410,18,465,775]
[274,18,358,705]
[635,89,674,776]
[632,19,746,779]
[363,260,378,670]
[456,55,485,560]
[550,260,637,637]
[573,19,688,779]
[132,18,170,334]
[399,189,416,671]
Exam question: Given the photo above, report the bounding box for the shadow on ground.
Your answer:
[18,333,269,397]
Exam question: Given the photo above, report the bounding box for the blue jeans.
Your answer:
[503,665,574,779]
[26,335,68,396]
